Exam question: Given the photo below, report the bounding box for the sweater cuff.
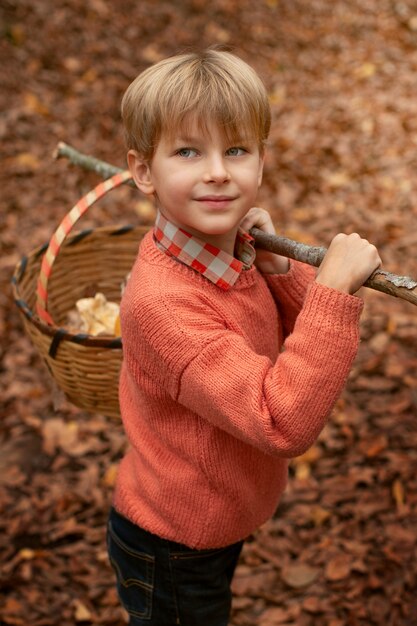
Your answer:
[298,281,364,340]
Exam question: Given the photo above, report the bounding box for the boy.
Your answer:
[107,48,381,626]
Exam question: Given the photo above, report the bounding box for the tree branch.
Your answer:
[54,141,417,307]
[250,229,417,305]
[54,141,136,186]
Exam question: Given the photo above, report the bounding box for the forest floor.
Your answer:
[1,1,417,624]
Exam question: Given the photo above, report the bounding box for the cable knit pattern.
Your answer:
[113,232,364,548]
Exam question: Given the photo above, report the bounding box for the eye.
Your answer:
[176,148,198,158]
[227,147,246,157]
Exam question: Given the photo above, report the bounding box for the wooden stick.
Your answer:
[251,229,417,306]
[54,141,417,307]
[54,142,136,186]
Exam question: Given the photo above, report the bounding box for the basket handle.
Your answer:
[36,170,133,324]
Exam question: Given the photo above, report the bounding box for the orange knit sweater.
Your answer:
[113,232,363,549]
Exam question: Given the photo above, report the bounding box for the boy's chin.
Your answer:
[198,218,243,236]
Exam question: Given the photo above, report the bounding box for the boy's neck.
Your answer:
[197,229,240,257]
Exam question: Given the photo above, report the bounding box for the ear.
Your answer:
[257,151,265,187]
[127,150,155,196]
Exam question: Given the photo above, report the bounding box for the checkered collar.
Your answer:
[153,211,256,290]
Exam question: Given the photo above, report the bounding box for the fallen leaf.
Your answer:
[258,606,292,624]
[232,565,277,596]
[294,461,311,480]
[360,434,388,458]
[103,463,118,487]
[281,562,319,588]
[392,479,405,510]
[310,505,331,527]
[73,599,92,622]
[325,554,352,581]
[302,596,323,613]
[12,152,41,170]
[9,24,26,45]
[409,16,417,30]
[3,597,24,615]
[23,92,50,116]
[354,62,376,79]
[324,170,352,188]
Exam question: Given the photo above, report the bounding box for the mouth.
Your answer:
[197,195,236,201]
[196,195,237,208]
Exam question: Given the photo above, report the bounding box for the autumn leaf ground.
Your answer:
[1,1,417,624]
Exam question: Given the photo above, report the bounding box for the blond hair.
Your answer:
[121,48,271,160]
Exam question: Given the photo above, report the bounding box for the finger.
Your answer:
[241,208,276,235]
[240,207,262,225]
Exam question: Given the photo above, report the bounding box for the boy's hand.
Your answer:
[316,233,381,294]
[240,207,289,274]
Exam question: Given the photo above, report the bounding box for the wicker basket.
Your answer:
[11,172,149,418]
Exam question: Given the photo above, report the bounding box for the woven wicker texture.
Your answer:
[12,224,149,418]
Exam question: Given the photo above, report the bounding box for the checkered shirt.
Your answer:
[153,211,256,290]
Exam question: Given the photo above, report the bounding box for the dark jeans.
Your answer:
[107,507,244,626]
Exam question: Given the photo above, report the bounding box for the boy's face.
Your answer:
[128,117,265,254]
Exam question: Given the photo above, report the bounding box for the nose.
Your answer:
[203,153,230,183]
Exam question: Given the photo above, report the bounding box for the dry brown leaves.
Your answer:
[2,0,417,624]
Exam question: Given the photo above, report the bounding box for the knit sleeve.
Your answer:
[177,283,363,457]
[264,261,317,338]
[123,275,363,458]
